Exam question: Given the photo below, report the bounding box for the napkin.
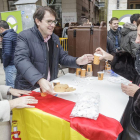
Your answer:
[70,92,100,120]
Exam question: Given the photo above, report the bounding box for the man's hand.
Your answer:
[95,47,114,61]
[121,83,140,97]
[76,54,94,65]
[9,96,38,110]
[37,78,54,95]
[9,88,31,97]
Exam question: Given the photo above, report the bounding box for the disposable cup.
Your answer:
[87,64,92,72]
[81,69,86,78]
[94,53,102,65]
[76,68,81,76]
[97,71,104,80]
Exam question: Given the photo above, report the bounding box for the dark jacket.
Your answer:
[107,36,116,55]
[120,23,140,57]
[107,29,121,51]
[2,29,17,67]
[14,25,78,90]
[110,52,140,139]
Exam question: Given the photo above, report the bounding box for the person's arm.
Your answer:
[95,47,137,81]
[130,36,140,57]
[110,51,137,81]
[0,85,11,122]
[0,96,38,122]
[0,100,11,122]
[2,36,13,67]
[14,32,44,86]
[0,85,11,99]
[58,38,93,67]
[0,85,38,122]
[58,40,79,68]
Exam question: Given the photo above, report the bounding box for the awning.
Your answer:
[95,1,105,9]
[14,0,38,5]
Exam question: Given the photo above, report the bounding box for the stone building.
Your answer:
[0,0,106,27]
[0,0,46,12]
[49,0,102,27]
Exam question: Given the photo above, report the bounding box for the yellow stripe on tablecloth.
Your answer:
[11,108,88,140]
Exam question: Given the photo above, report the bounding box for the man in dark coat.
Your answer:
[108,17,121,52]
[14,6,93,94]
[0,20,17,88]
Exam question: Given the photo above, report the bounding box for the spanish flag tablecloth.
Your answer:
[11,91,123,140]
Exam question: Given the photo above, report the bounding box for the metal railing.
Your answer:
[59,38,68,51]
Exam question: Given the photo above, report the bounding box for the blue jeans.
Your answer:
[4,65,17,88]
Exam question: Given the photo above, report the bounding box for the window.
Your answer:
[8,0,18,11]
[130,4,133,9]
[128,0,140,9]
[136,4,140,9]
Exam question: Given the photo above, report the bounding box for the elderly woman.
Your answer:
[0,85,38,140]
[95,19,140,140]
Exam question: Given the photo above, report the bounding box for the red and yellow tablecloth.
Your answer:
[11,91,123,140]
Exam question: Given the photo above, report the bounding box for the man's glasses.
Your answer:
[46,20,58,25]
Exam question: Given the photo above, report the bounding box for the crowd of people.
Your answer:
[0,5,140,140]
[96,17,140,140]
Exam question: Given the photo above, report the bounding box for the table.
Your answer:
[56,73,129,121]
[11,73,129,140]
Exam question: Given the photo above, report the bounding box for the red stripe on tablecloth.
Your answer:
[28,91,123,140]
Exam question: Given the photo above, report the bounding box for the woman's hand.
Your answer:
[121,83,140,97]
[9,88,31,97]
[9,96,38,110]
[95,47,114,61]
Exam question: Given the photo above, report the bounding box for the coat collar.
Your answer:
[2,29,14,36]
[32,24,59,44]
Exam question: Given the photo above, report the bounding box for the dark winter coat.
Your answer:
[107,29,121,51]
[110,52,140,139]
[106,36,116,55]
[120,23,140,57]
[2,29,17,67]
[14,25,78,90]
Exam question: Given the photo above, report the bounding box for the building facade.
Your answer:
[0,0,105,27]
[51,0,99,27]
[108,0,140,29]
[0,0,46,12]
